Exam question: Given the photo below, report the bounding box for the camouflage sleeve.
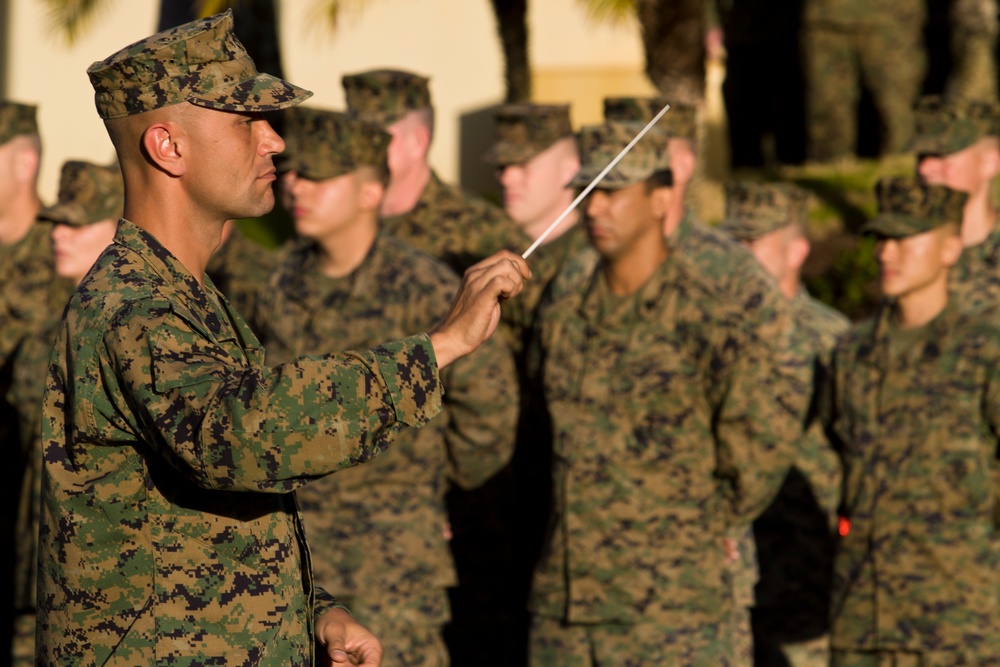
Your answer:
[105,305,442,493]
[441,325,519,489]
[313,586,349,619]
[985,361,1000,528]
[712,314,807,524]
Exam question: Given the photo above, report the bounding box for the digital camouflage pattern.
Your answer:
[862,177,967,238]
[826,300,1000,662]
[36,219,444,666]
[205,224,276,329]
[752,290,848,667]
[907,95,1000,155]
[951,219,1000,313]
[530,211,809,662]
[0,223,71,366]
[38,160,124,227]
[718,181,810,240]
[0,101,38,145]
[483,103,574,167]
[280,106,390,181]
[801,0,925,160]
[603,96,697,141]
[379,170,530,275]
[571,120,671,189]
[255,233,518,665]
[947,0,999,100]
[8,159,124,665]
[342,69,432,126]
[86,10,311,120]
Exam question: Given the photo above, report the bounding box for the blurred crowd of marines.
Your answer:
[3,8,1000,667]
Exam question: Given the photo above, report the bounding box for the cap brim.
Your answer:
[861,214,930,238]
[483,142,542,167]
[569,166,642,190]
[39,203,110,227]
[716,218,764,241]
[189,73,313,113]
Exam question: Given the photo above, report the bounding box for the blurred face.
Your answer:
[917,140,994,195]
[52,219,117,283]
[742,226,795,284]
[281,170,366,242]
[183,107,285,220]
[498,139,579,232]
[875,227,957,299]
[585,182,666,260]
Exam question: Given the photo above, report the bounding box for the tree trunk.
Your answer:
[636,0,706,104]
[490,0,531,103]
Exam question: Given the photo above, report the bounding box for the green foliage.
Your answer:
[575,0,635,25]
[41,0,118,44]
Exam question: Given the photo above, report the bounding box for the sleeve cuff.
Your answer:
[371,333,443,428]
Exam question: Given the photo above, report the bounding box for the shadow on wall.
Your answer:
[458,104,503,207]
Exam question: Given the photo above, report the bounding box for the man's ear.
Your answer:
[942,232,964,267]
[668,140,696,187]
[358,178,384,212]
[650,186,674,221]
[560,153,581,186]
[788,235,811,273]
[13,142,40,186]
[142,122,186,177]
[411,123,432,159]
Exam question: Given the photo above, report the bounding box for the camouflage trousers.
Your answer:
[528,615,735,667]
[832,648,1000,667]
[339,591,450,667]
[802,21,924,161]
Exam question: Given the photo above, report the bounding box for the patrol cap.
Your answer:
[87,10,312,120]
[718,181,809,240]
[0,101,39,145]
[571,120,670,189]
[39,161,124,227]
[280,106,390,181]
[862,177,967,238]
[603,97,696,141]
[484,103,574,166]
[907,95,1000,155]
[342,69,431,125]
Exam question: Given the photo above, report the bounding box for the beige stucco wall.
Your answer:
[3,0,650,202]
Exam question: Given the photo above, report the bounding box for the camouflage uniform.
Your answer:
[909,97,1000,315]
[205,224,275,329]
[258,107,518,666]
[827,179,1000,665]
[36,14,444,666]
[5,160,123,667]
[946,0,999,101]
[529,122,808,666]
[343,69,530,276]
[801,0,926,160]
[720,181,849,667]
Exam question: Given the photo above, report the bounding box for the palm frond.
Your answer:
[42,0,119,45]
[309,0,378,33]
[576,0,636,25]
[197,0,237,19]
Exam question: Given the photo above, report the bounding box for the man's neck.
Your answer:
[603,233,670,297]
[892,277,949,329]
[961,189,998,247]
[779,274,799,301]
[0,193,41,247]
[663,186,687,238]
[381,163,432,218]
[315,216,379,279]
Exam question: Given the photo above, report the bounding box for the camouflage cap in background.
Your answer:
[718,181,810,240]
[87,10,312,120]
[570,120,671,189]
[342,69,431,126]
[907,95,1000,155]
[39,161,124,227]
[483,103,574,166]
[280,106,390,181]
[862,176,968,238]
[0,101,39,144]
[603,97,696,141]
